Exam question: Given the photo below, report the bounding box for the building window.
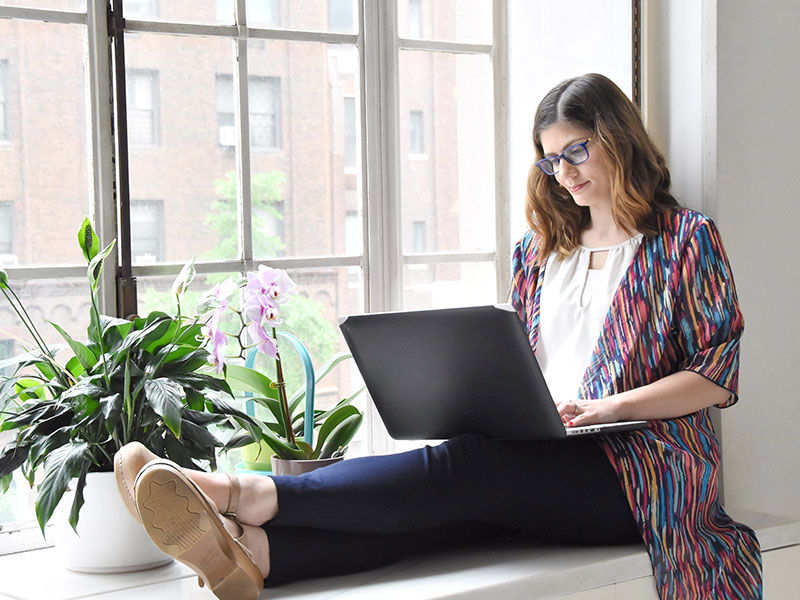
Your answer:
[215,0,279,26]
[0,60,8,141]
[131,200,164,264]
[0,339,15,377]
[249,76,281,149]
[126,69,159,146]
[344,96,357,170]
[409,110,424,154]
[0,202,12,257]
[408,0,422,38]
[329,0,354,33]
[216,75,281,150]
[412,220,427,253]
[125,0,159,19]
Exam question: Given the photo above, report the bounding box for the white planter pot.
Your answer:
[54,471,173,573]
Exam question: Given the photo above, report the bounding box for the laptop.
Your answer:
[339,304,648,440]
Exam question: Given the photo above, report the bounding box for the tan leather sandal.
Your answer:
[113,441,159,522]
[135,461,264,600]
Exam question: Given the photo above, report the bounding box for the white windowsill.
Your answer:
[0,508,797,599]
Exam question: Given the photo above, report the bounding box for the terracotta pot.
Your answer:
[53,471,172,573]
[271,455,343,476]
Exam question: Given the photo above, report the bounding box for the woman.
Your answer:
[115,73,761,599]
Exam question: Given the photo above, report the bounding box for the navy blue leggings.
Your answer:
[264,434,641,585]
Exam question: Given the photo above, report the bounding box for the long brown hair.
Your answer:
[526,73,679,261]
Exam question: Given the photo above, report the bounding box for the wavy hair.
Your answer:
[526,73,679,261]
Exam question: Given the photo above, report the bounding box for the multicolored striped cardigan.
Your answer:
[510,209,762,599]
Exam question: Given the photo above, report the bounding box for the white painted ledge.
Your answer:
[0,508,796,600]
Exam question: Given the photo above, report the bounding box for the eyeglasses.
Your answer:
[535,137,592,176]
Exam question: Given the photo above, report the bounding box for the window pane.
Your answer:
[0,202,13,257]
[403,261,496,310]
[125,33,239,263]
[0,60,8,142]
[399,51,494,254]
[125,0,159,19]
[508,0,632,244]
[0,0,84,10]
[0,20,90,267]
[248,42,362,259]
[126,69,159,146]
[398,0,492,44]
[131,199,164,264]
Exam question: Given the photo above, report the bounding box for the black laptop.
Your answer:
[339,304,647,440]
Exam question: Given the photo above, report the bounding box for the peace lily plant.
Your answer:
[0,219,362,534]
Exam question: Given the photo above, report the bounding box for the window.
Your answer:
[408,0,422,38]
[0,202,12,256]
[0,339,14,377]
[249,76,281,149]
[126,69,159,146]
[329,0,354,33]
[412,220,426,253]
[0,0,635,554]
[0,60,8,141]
[409,110,424,154]
[125,0,158,19]
[344,96,357,170]
[216,75,281,150]
[131,200,164,264]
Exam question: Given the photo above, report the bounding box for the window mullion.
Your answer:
[87,0,117,315]
[493,0,511,302]
[234,0,253,268]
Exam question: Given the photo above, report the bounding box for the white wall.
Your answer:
[649,0,800,518]
[711,0,800,518]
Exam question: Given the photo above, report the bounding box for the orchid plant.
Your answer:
[197,267,364,462]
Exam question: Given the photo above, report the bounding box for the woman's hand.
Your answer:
[556,398,620,428]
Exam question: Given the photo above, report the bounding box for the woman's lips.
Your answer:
[567,181,589,193]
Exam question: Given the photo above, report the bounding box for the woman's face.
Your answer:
[539,122,613,212]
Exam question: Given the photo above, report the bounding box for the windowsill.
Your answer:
[1,508,798,599]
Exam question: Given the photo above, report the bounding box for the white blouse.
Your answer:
[536,234,643,402]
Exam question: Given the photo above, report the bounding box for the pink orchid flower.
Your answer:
[201,309,228,374]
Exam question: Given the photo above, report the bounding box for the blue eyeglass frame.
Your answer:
[535,137,592,175]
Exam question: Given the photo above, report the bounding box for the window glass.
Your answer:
[248,42,361,260]
[403,261,496,310]
[412,220,426,253]
[125,33,238,263]
[399,50,495,254]
[0,0,84,10]
[0,202,12,257]
[131,199,164,264]
[126,69,159,146]
[397,0,492,44]
[0,20,90,267]
[215,0,280,26]
[508,0,633,244]
[329,0,355,33]
[0,60,8,141]
[125,0,158,19]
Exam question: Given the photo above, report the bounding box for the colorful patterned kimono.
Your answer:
[510,209,762,599]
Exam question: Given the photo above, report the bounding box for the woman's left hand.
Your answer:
[556,398,619,428]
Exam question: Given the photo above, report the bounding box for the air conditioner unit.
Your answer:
[218,126,236,147]
[0,254,18,267]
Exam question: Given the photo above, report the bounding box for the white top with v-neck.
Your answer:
[536,234,643,402]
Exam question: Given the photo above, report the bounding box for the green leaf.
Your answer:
[77,216,100,262]
[14,378,47,401]
[27,426,72,469]
[68,466,89,532]
[317,413,362,460]
[0,473,12,495]
[49,322,98,372]
[225,365,279,400]
[185,388,205,411]
[144,378,184,439]
[312,405,361,459]
[65,356,86,378]
[100,393,123,433]
[35,442,91,533]
[0,445,29,477]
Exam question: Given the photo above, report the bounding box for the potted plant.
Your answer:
[197,266,365,476]
[0,218,258,572]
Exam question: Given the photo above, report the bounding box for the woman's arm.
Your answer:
[558,370,731,426]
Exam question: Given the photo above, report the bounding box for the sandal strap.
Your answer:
[223,472,241,520]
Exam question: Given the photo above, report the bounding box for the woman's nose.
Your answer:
[557,159,579,181]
